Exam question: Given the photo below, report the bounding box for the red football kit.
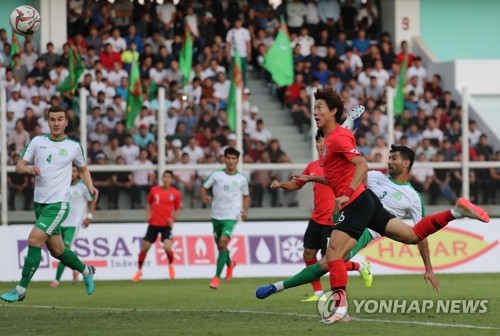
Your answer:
[295,160,335,225]
[146,186,182,227]
[322,125,365,208]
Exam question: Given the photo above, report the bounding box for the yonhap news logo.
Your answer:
[351,299,488,314]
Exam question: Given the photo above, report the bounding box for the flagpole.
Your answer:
[1,88,8,225]
[79,88,88,161]
[158,87,166,181]
[387,87,395,148]
[311,89,318,161]
[236,86,243,169]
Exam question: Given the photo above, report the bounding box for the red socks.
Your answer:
[305,258,322,292]
[413,210,455,240]
[328,259,347,291]
[345,261,360,271]
[166,250,174,264]
[138,251,147,270]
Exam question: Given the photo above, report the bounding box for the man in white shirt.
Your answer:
[243,106,260,134]
[405,76,424,102]
[149,61,168,85]
[340,48,363,76]
[406,56,427,87]
[421,117,444,147]
[225,17,251,86]
[287,0,307,34]
[292,27,315,57]
[131,149,155,208]
[156,0,176,39]
[107,61,128,88]
[7,89,28,121]
[182,137,204,164]
[201,59,226,81]
[104,28,127,53]
[214,72,231,104]
[20,76,39,102]
[121,134,140,164]
[371,59,390,87]
[250,119,273,144]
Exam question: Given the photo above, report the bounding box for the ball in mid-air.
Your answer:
[10,6,41,36]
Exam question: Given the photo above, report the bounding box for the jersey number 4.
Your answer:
[46,154,52,163]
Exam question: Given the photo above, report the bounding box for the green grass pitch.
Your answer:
[1,273,499,335]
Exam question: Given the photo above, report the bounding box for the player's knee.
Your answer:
[50,248,64,258]
[318,257,329,271]
[406,233,421,245]
[303,249,317,260]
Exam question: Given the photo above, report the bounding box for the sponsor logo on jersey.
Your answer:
[58,149,68,157]
[322,146,328,157]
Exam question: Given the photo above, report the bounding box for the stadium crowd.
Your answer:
[2,0,499,211]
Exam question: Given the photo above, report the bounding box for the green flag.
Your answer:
[179,23,193,86]
[56,45,84,93]
[226,47,243,132]
[394,53,408,116]
[125,57,143,130]
[10,34,19,67]
[263,19,294,87]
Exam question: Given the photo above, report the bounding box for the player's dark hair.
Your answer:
[390,145,415,170]
[48,106,68,119]
[314,87,344,123]
[315,129,324,141]
[163,170,174,178]
[224,147,240,159]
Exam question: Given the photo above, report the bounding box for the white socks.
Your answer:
[451,207,462,218]
[358,262,365,272]
[16,285,26,294]
[274,281,285,292]
[82,266,90,276]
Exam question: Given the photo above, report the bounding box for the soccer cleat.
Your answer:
[0,288,26,303]
[255,284,277,299]
[132,271,142,282]
[225,261,237,282]
[50,281,59,288]
[209,277,220,289]
[321,289,348,324]
[83,266,96,295]
[359,260,373,288]
[454,198,490,223]
[342,105,365,132]
[72,271,79,285]
[169,265,175,280]
[301,294,320,302]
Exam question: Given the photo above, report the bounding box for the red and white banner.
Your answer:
[0,219,499,281]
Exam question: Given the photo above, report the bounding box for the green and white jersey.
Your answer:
[367,170,425,239]
[63,180,92,227]
[21,135,86,204]
[202,169,250,220]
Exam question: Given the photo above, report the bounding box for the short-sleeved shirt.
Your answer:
[21,135,86,203]
[147,186,182,227]
[294,160,335,225]
[367,170,425,239]
[226,28,251,57]
[63,180,93,227]
[203,169,250,220]
[322,125,365,208]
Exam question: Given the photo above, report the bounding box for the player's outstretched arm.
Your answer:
[240,195,250,221]
[83,199,97,228]
[417,238,440,292]
[16,158,40,176]
[291,175,329,185]
[77,165,99,202]
[270,179,302,191]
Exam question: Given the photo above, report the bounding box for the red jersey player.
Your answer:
[132,170,182,281]
[296,87,489,322]
[270,130,335,301]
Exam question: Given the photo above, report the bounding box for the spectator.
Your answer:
[85,26,103,52]
[422,117,444,148]
[444,118,461,144]
[473,154,494,204]
[12,54,28,85]
[134,124,156,149]
[19,107,39,137]
[286,0,307,35]
[410,153,434,193]
[131,149,155,209]
[8,120,30,154]
[489,151,500,203]
[92,153,112,209]
[407,56,427,87]
[7,154,33,211]
[468,120,483,147]
[292,27,315,58]
[250,119,273,145]
[352,29,370,55]
[416,138,438,161]
[340,47,363,77]
[174,152,196,201]
[364,76,383,101]
[475,134,494,160]
[430,152,456,205]
[5,111,16,136]
[101,107,121,131]
[182,137,204,164]
[99,43,122,71]
[156,0,176,39]
[397,40,414,66]
[380,41,396,70]
[371,59,390,87]
[418,90,438,115]
[226,17,251,86]
[121,134,140,164]
[103,136,124,164]
[21,42,38,72]
[109,156,134,209]
[340,0,358,38]
[404,123,422,149]
[425,74,443,100]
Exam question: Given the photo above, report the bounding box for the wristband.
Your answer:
[342,187,355,198]
[86,213,94,220]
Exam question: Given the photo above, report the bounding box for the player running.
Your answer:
[269,107,371,303]
[200,147,250,289]
[260,88,489,322]
[1,106,99,303]
[132,170,182,281]
[51,166,96,287]
[257,145,443,302]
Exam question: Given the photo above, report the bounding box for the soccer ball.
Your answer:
[10,6,41,36]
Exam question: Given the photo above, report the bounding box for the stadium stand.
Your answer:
[2,0,499,212]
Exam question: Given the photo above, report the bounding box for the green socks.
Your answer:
[283,263,327,289]
[226,249,232,267]
[215,249,229,278]
[19,246,42,288]
[58,248,86,273]
[55,261,66,281]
